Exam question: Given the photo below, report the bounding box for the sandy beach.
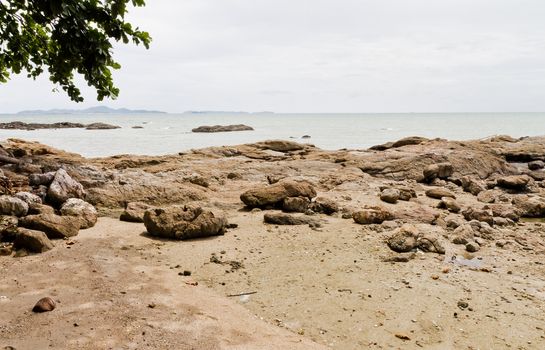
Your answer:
[1,135,545,349]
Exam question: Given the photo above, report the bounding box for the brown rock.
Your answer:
[425,188,456,199]
[143,205,227,240]
[438,197,461,213]
[380,188,400,204]
[0,195,29,217]
[461,176,486,195]
[32,297,56,313]
[462,207,494,226]
[353,206,393,225]
[528,160,545,170]
[0,215,18,242]
[309,197,339,215]
[13,228,54,253]
[252,140,306,152]
[282,197,310,213]
[496,175,531,191]
[60,198,98,229]
[423,163,454,182]
[120,202,154,223]
[240,180,316,208]
[19,214,80,239]
[264,212,318,225]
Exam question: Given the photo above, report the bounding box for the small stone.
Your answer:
[457,300,469,310]
[32,297,56,312]
[431,275,439,280]
[395,333,411,340]
[465,242,480,253]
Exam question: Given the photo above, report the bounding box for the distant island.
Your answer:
[14,106,166,115]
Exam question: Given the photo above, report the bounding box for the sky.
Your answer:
[1,0,545,113]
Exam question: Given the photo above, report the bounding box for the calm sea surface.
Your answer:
[0,112,544,157]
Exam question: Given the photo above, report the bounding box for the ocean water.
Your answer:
[0,112,544,157]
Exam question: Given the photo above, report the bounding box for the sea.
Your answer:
[0,112,544,158]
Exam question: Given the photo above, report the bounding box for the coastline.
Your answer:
[1,135,545,349]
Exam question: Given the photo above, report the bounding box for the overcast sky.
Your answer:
[1,0,545,113]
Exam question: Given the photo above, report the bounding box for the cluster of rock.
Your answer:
[191,124,254,133]
[0,121,120,130]
[0,152,97,256]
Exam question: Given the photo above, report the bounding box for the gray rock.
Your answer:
[47,169,85,205]
[29,172,56,186]
[13,228,54,253]
[14,192,42,206]
[144,205,227,240]
[60,198,97,229]
[528,160,545,170]
[0,215,18,242]
[0,195,29,217]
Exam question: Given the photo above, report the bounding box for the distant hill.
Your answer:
[16,106,166,115]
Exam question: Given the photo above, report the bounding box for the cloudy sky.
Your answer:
[1,0,545,113]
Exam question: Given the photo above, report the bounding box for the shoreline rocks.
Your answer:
[192,124,254,133]
[0,121,120,130]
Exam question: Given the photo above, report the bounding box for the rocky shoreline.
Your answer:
[1,135,545,349]
[0,121,121,130]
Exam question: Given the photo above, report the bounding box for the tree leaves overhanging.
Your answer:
[0,0,151,102]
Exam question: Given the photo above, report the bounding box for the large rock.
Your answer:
[13,228,54,253]
[14,192,42,206]
[423,163,453,182]
[309,197,339,215]
[60,198,98,229]
[425,188,456,199]
[47,169,85,205]
[120,202,154,223]
[240,180,316,208]
[0,215,18,241]
[380,188,400,204]
[19,214,80,239]
[264,212,317,225]
[460,176,485,195]
[513,196,545,217]
[353,206,393,225]
[387,224,445,254]
[438,197,461,213]
[192,124,254,133]
[143,205,227,240]
[252,140,306,152]
[282,197,310,213]
[496,175,531,191]
[0,195,29,217]
[29,172,56,186]
[461,207,494,226]
[85,122,121,130]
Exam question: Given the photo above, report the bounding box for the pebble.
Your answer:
[32,297,56,313]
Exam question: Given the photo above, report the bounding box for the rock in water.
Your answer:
[47,169,85,205]
[60,198,98,229]
[191,124,254,133]
[240,180,316,208]
[85,122,121,130]
[353,207,393,225]
[13,228,54,253]
[19,214,80,239]
[120,202,154,223]
[263,212,317,225]
[143,205,227,240]
[0,195,29,217]
[32,297,56,313]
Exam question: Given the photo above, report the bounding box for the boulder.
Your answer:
[397,187,417,201]
[309,197,339,215]
[393,205,440,224]
[19,214,80,239]
[85,122,121,130]
[477,189,501,203]
[252,140,306,152]
[425,188,456,199]
[380,188,400,204]
[496,175,531,191]
[47,169,85,205]
[282,197,310,213]
[240,180,316,208]
[423,163,454,182]
[0,195,29,217]
[120,202,154,223]
[60,198,98,229]
[14,192,42,206]
[264,212,318,225]
[143,205,227,240]
[386,224,445,254]
[13,228,54,253]
[528,160,545,170]
[353,206,393,225]
[191,124,254,133]
[512,196,545,218]
[485,204,520,221]
[0,215,18,242]
[28,203,56,215]
[29,172,56,186]
[461,207,494,226]
[451,225,475,245]
[438,197,461,213]
[460,176,485,195]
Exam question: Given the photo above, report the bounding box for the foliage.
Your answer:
[0,0,150,101]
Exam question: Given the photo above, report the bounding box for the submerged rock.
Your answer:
[143,205,227,240]
[85,122,121,130]
[192,124,254,133]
